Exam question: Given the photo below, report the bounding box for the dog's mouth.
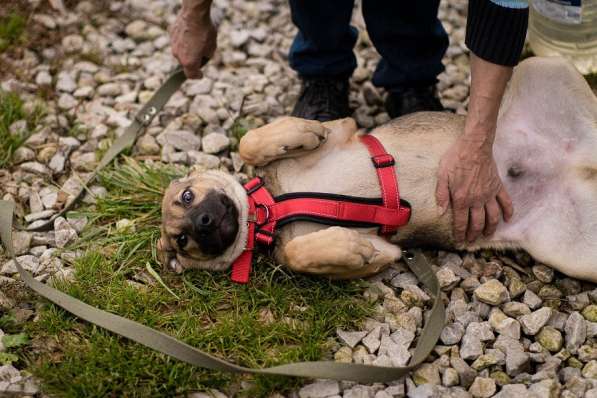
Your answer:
[185,190,240,257]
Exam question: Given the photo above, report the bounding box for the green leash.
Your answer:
[0,68,445,383]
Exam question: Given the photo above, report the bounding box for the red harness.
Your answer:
[230,134,411,284]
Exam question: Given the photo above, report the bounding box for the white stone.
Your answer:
[202,133,230,154]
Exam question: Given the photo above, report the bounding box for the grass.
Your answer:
[24,158,372,397]
[0,90,45,167]
[0,12,26,52]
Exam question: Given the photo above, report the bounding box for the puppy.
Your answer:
[159,57,597,282]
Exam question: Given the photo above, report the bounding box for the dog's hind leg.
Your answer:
[239,117,358,166]
[481,57,597,281]
[282,226,401,279]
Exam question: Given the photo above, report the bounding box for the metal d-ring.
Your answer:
[255,204,270,227]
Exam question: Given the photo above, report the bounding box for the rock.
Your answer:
[451,355,477,388]
[508,278,527,298]
[157,130,201,151]
[201,133,230,154]
[466,322,494,342]
[536,326,563,352]
[473,279,509,305]
[11,231,32,255]
[519,307,552,336]
[73,86,94,98]
[187,151,220,169]
[1,255,41,275]
[62,34,83,52]
[230,29,251,47]
[578,344,597,362]
[582,360,597,378]
[337,329,368,349]
[49,152,66,173]
[437,267,461,290]
[184,79,213,96]
[523,289,543,309]
[564,311,587,354]
[334,346,352,363]
[441,322,465,345]
[58,93,78,110]
[12,147,35,163]
[471,353,499,371]
[494,317,521,340]
[136,134,161,155]
[502,302,531,317]
[97,82,122,97]
[460,333,483,361]
[54,217,78,248]
[20,161,51,175]
[582,304,597,322]
[528,379,561,398]
[468,377,495,398]
[442,368,459,387]
[532,264,555,283]
[298,380,340,398]
[413,363,441,385]
[56,71,76,92]
[362,326,381,354]
[125,20,148,40]
[494,384,527,397]
[35,70,52,86]
[505,347,530,376]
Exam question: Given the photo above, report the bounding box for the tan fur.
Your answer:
[159,57,597,281]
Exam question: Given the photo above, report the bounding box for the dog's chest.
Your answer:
[262,144,383,200]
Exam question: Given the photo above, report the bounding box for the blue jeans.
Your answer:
[288,0,449,92]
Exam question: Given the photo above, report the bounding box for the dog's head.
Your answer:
[158,170,249,273]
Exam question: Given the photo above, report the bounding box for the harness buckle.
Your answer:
[371,154,395,168]
[245,177,265,195]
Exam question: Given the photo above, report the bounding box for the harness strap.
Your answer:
[360,134,403,235]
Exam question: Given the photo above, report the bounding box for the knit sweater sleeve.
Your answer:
[465,0,529,67]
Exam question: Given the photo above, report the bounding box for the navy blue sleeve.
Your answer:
[465,0,529,66]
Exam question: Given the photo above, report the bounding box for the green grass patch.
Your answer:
[0,12,26,52]
[0,90,45,167]
[26,159,372,397]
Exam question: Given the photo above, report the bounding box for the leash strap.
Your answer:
[0,68,445,382]
[25,69,187,232]
[0,200,444,383]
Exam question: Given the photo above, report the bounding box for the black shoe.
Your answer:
[385,85,444,119]
[291,77,351,122]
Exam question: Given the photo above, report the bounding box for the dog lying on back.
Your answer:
[158,57,597,282]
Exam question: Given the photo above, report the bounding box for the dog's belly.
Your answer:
[263,112,464,250]
[262,97,597,281]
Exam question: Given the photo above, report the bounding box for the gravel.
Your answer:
[2,0,597,397]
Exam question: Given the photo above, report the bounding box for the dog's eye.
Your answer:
[181,189,194,205]
[176,234,188,248]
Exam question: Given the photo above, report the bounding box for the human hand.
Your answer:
[436,130,513,243]
[169,8,216,79]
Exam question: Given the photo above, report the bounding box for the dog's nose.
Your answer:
[198,213,212,227]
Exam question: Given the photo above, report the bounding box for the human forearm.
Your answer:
[464,54,513,149]
[181,0,212,20]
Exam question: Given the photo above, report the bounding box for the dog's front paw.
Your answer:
[240,117,329,166]
[168,258,184,274]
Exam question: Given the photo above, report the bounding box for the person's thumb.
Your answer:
[436,171,450,216]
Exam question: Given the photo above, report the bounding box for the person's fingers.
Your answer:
[497,186,514,222]
[483,198,501,237]
[183,65,203,79]
[435,169,450,216]
[467,206,486,243]
[452,203,469,243]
